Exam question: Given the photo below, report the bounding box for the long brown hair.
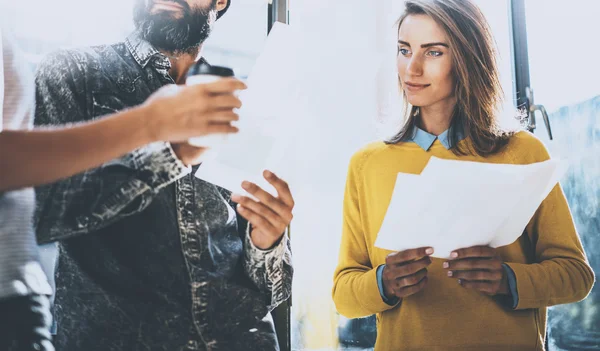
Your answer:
[387,0,514,156]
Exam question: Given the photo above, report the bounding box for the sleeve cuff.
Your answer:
[357,267,401,313]
[244,223,287,256]
[502,263,519,309]
[377,265,399,306]
[135,142,191,190]
[243,223,293,307]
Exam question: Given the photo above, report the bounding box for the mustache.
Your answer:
[152,0,191,12]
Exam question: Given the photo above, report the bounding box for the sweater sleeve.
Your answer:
[505,134,595,310]
[332,151,400,318]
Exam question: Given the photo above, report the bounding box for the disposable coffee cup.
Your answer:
[186,63,236,148]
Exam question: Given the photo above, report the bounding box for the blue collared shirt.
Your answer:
[407,124,465,150]
[376,126,519,308]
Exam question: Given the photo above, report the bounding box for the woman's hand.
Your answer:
[382,247,434,301]
[443,245,508,295]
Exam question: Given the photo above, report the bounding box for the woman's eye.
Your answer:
[428,50,443,57]
[399,48,411,56]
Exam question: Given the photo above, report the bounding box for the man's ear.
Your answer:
[216,0,229,12]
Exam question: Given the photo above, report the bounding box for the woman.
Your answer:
[332,1,594,350]
[0,27,243,350]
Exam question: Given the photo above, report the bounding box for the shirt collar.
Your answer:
[407,123,466,151]
[125,30,171,69]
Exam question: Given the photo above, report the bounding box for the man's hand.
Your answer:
[443,245,508,295]
[144,78,245,144]
[231,170,295,250]
[382,247,434,301]
[170,143,208,166]
[143,78,246,166]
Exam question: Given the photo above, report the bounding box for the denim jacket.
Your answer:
[33,32,293,351]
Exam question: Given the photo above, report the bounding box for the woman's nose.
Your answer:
[406,56,424,77]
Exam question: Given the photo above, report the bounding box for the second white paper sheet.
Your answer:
[374,157,567,258]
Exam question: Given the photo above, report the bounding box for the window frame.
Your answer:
[267,3,291,350]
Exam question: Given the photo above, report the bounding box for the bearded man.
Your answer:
[33,1,294,350]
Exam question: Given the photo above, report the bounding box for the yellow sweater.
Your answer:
[332,131,595,351]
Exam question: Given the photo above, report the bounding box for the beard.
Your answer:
[133,0,217,54]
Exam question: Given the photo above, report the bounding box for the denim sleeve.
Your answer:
[502,263,519,309]
[377,265,399,306]
[33,50,190,243]
[242,223,293,312]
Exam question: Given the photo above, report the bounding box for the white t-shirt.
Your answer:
[0,26,52,299]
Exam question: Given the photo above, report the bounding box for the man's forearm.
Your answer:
[243,225,293,311]
[0,105,153,192]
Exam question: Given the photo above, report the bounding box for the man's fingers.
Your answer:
[263,170,295,208]
[444,258,501,271]
[202,77,247,94]
[448,269,503,281]
[202,110,239,123]
[203,123,239,135]
[386,247,433,266]
[208,94,242,110]
[450,246,496,260]
[241,181,293,222]
[231,194,286,229]
[236,205,279,236]
[385,256,432,279]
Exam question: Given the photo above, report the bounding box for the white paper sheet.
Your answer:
[374,157,568,258]
[194,23,299,195]
[195,22,383,196]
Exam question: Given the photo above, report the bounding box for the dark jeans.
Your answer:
[0,294,54,351]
